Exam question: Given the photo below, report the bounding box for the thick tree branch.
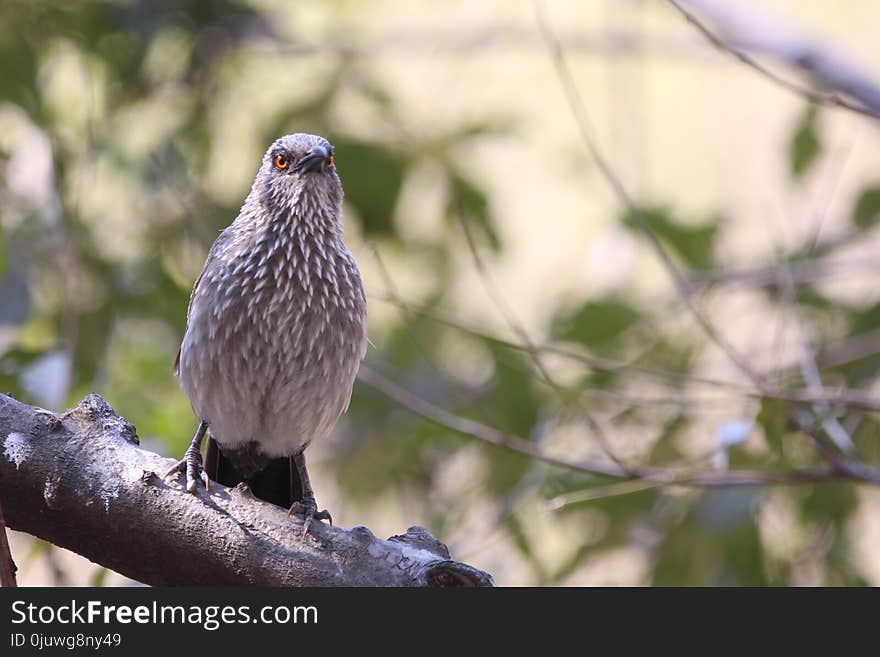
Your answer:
[0,497,16,587]
[0,393,493,587]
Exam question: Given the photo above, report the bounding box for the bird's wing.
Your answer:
[173,267,207,376]
[173,228,234,376]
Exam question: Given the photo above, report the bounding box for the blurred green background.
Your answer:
[3,0,880,586]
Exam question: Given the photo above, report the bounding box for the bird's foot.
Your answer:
[288,496,332,535]
[163,443,210,493]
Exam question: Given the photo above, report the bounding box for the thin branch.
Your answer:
[452,207,626,468]
[371,292,755,392]
[684,257,880,293]
[454,208,554,385]
[358,364,880,487]
[665,0,880,119]
[814,328,880,372]
[367,243,472,405]
[534,0,770,392]
[252,26,709,59]
[372,292,880,414]
[371,293,746,402]
[778,389,880,415]
[803,131,858,254]
[547,479,663,510]
[770,215,856,457]
[534,2,880,478]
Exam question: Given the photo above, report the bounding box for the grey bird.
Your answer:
[165,133,368,527]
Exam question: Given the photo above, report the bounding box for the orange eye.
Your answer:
[327,154,334,168]
[274,155,289,170]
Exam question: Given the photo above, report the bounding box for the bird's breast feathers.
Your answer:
[177,229,367,457]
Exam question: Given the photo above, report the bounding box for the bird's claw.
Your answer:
[288,498,332,535]
[163,445,209,493]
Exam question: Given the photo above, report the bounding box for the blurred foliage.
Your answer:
[853,185,880,229]
[789,104,822,179]
[620,206,720,269]
[1,0,879,586]
[552,296,640,349]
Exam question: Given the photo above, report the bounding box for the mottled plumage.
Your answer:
[168,133,367,520]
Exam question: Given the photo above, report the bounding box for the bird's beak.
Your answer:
[293,145,331,173]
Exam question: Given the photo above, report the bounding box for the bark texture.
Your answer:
[0,393,493,587]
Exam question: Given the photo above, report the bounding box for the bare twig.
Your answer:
[814,329,880,372]
[254,26,708,59]
[803,132,858,254]
[358,364,880,487]
[373,292,880,414]
[547,479,663,510]
[373,292,739,389]
[535,0,878,475]
[454,209,553,384]
[684,257,879,293]
[535,0,770,392]
[771,217,856,455]
[666,0,880,119]
[368,243,470,403]
[452,207,627,467]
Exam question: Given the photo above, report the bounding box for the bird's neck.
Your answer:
[224,201,349,296]
[258,204,343,258]
[246,183,343,238]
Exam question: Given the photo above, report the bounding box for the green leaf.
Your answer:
[850,415,880,463]
[90,567,109,587]
[789,104,821,179]
[757,397,789,457]
[852,185,880,229]
[332,136,408,236]
[647,414,688,463]
[794,484,865,584]
[448,171,500,251]
[849,300,880,335]
[552,297,641,349]
[503,513,547,583]
[824,299,880,387]
[631,337,696,387]
[484,345,541,436]
[653,489,769,585]
[620,206,719,269]
[798,480,857,530]
[792,287,835,311]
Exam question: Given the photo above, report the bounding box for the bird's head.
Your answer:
[252,133,342,227]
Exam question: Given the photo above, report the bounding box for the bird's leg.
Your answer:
[164,421,210,493]
[288,451,332,532]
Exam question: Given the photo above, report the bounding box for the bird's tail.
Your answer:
[204,437,302,509]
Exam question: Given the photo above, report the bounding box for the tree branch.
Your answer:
[0,393,493,587]
[534,0,771,392]
[373,292,880,414]
[358,365,880,487]
[0,496,17,587]
[667,0,880,119]
[533,1,880,477]
[257,26,707,59]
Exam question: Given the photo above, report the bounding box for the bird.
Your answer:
[165,133,368,529]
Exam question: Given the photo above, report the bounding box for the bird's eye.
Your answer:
[327,154,334,168]
[274,155,289,170]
